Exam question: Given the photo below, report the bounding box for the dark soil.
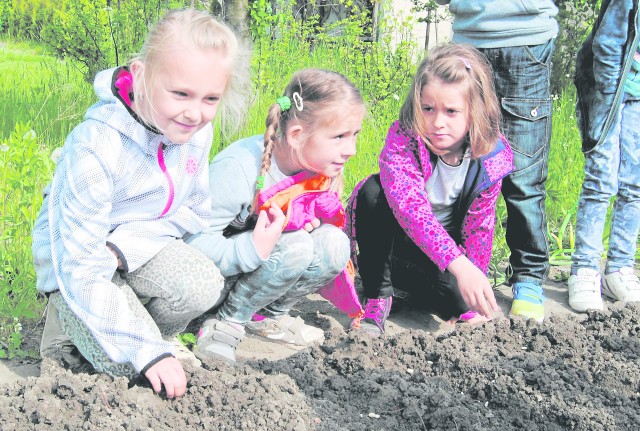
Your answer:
[1,297,640,431]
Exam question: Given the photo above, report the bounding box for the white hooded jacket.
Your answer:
[32,67,214,372]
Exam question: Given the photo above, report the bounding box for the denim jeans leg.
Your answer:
[605,100,640,272]
[571,105,622,271]
[480,40,554,285]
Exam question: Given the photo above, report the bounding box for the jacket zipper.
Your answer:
[157,142,175,217]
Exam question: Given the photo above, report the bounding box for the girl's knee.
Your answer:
[312,225,350,274]
[165,243,225,313]
[358,174,384,208]
[273,230,315,270]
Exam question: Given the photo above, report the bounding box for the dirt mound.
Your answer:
[2,302,640,430]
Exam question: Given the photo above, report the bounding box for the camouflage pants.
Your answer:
[215,224,349,323]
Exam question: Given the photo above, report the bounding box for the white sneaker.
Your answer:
[165,336,201,367]
[246,315,324,346]
[568,268,604,312]
[195,318,245,364]
[602,267,640,303]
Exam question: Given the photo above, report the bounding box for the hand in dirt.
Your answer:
[303,218,321,232]
[144,357,187,398]
[448,255,500,319]
[252,205,286,259]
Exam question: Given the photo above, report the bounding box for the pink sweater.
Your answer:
[351,121,514,274]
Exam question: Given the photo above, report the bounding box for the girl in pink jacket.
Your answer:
[348,44,514,336]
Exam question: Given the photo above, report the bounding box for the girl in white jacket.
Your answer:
[32,8,249,398]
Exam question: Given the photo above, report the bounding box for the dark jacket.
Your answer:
[575,0,640,152]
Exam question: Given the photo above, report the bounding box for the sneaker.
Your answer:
[567,268,604,312]
[194,317,245,364]
[165,336,201,368]
[447,310,490,325]
[350,297,392,337]
[602,267,640,303]
[509,282,545,323]
[246,314,324,346]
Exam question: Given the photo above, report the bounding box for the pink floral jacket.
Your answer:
[349,121,514,274]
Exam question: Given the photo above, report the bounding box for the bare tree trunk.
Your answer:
[424,9,431,51]
[372,1,380,42]
[211,0,222,16]
[211,0,249,38]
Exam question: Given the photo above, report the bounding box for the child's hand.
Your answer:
[448,256,500,319]
[303,218,321,232]
[144,357,187,398]
[252,205,286,259]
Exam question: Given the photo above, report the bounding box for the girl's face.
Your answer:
[420,77,470,159]
[285,104,365,177]
[134,44,231,144]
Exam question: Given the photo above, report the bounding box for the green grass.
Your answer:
[0,39,93,145]
[0,39,93,357]
[546,91,584,266]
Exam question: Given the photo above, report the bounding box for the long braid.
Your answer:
[251,103,282,212]
[252,69,364,211]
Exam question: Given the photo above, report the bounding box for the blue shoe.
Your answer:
[509,282,545,323]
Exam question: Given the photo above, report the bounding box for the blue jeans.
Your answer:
[572,98,640,273]
[479,40,554,285]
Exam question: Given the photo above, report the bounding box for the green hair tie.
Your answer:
[256,175,265,190]
[276,96,291,111]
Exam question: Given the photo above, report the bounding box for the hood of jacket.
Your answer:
[85,67,169,157]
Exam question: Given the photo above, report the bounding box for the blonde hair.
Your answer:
[130,8,252,138]
[252,68,365,212]
[399,43,500,158]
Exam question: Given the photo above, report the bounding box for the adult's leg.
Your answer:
[482,41,554,285]
[605,100,640,272]
[571,107,622,271]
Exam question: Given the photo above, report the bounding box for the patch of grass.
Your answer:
[0,38,93,146]
[0,123,54,358]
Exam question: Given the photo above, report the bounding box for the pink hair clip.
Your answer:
[461,58,472,70]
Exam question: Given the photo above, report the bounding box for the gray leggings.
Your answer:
[215,224,350,324]
[49,240,224,378]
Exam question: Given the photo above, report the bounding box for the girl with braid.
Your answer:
[186,68,366,363]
